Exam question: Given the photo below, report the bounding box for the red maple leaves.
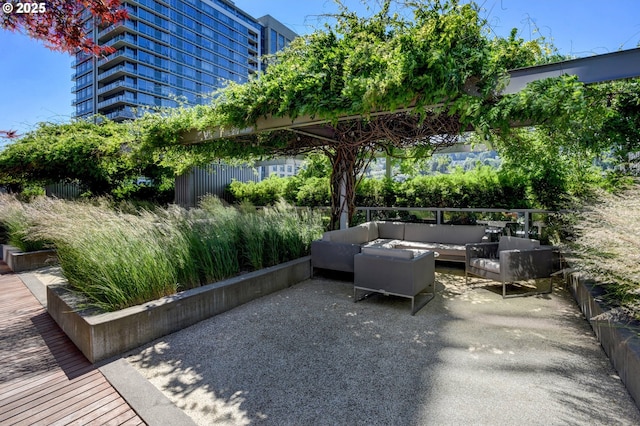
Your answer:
[1,0,128,55]
[0,130,19,139]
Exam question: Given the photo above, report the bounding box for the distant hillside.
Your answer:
[365,151,502,179]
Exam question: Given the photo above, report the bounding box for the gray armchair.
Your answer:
[465,236,553,298]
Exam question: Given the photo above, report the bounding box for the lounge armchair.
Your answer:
[465,236,553,298]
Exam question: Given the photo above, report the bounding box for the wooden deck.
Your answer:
[0,266,145,425]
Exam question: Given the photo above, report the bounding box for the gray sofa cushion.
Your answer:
[363,238,398,249]
[377,221,405,239]
[322,225,370,244]
[361,246,414,259]
[469,257,501,274]
[396,241,466,258]
[404,223,486,245]
[497,236,540,252]
[362,221,379,242]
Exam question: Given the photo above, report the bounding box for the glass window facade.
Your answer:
[73,0,296,120]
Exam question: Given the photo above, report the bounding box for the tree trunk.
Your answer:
[328,144,358,230]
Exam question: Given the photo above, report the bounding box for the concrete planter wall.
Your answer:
[566,271,640,407]
[1,244,57,272]
[47,256,311,363]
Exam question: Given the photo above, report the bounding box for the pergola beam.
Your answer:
[180,47,640,145]
[503,47,640,94]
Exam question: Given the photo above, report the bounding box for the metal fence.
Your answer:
[352,206,568,241]
[174,164,259,207]
[45,182,82,200]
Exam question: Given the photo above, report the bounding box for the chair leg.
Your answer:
[502,278,554,299]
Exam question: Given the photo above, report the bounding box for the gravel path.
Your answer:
[125,268,640,425]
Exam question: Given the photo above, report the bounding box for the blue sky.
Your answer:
[1,0,639,137]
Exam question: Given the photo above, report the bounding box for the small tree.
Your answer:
[142,0,550,229]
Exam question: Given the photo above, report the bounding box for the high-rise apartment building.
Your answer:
[72,0,296,121]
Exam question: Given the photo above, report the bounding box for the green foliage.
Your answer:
[138,0,552,152]
[296,153,332,179]
[494,126,609,208]
[355,177,397,207]
[289,176,331,207]
[228,176,290,206]
[395,166,530,208]
[0,119,175,202]
[596,80,640,162]
[231,167,537,209]
[228,174,332,207]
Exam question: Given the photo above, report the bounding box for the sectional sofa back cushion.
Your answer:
[404,224,486,245]
[322,223,375,245]
[376,221,405,240]
[361,246,414,259]
[497,236,540,252]
[363,221,379,242]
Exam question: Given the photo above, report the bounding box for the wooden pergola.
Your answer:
[181,47,640,229]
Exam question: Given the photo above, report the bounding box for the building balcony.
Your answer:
[98,49,137,67]
[98,21,136,42]
[71,55,92,68]
[97,80,137,96]
[105,33,137,50]
[71,67,92,80]
[72,94,93,106]
[104,107,137,121]
[97,64,136,81]
[71,81,92,93]
[97,94,137,109]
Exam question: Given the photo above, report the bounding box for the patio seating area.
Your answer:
[312,220,558,312]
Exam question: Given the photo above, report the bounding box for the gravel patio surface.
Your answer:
[124,266,640,425]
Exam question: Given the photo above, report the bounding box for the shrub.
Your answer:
[356,178,397,207]
[393,167,533,209]
[292,176,330,206]
[228,176,289,205]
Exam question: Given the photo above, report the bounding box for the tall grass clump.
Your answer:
[561,181,640,320]
[0,194,49,252]
[163,198,241,288]
[237,200,323,270]
[27,198,179,311]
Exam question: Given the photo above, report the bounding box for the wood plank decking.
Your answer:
[0,266,145,425]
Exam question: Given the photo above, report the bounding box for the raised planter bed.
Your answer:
[47,256,311,363]
[1,244,57,272]
[566,270,640,408]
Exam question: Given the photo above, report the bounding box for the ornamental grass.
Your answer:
[5,195,322,312]
[0,194,50,252]
[561,181,640,320]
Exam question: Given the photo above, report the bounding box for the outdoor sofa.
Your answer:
[311,221,487,273]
